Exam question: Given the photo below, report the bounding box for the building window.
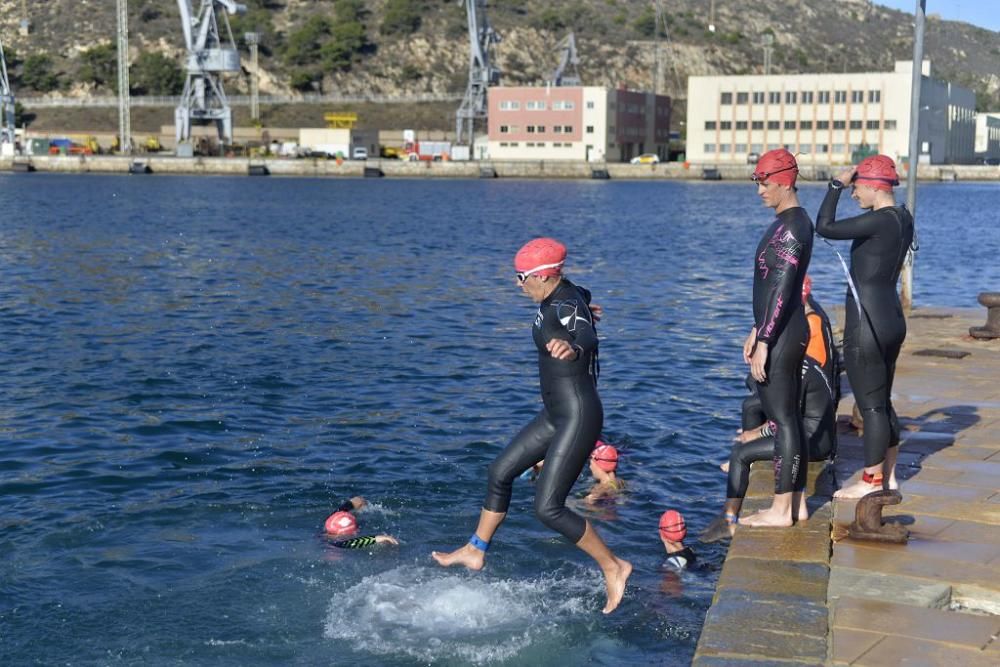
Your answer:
[509,142,519,147]
[586,101,595,109]
[850,120,862,129]
[817,144,829,153]
[851,90,864,103]
[800,120,813,130]
[526,142,535,147]
[720,121,732,130]
[833,120,846,129]
[500,125,509,134]
[767,120,780,130]
[705,121,717,130]
[869,90,881,103]
[705,143,716,152]
[736,121,748,130]
[800,143,812,153]
[835,91,847,103]
[866,120,880,130]
[526,101,547,110]
[527,126,535,133]
[784,120,796,130]
[817,120,830,129]
[818,91,830,104]
[499,101,520,111]
[737,92,749,104]
[753,92,765,104]
[551,101,575,110]
[884,120,897,130]
[500,142,508,147]
[563,126,572,133]
[769,91,781,104]
[735,143,747,153]
[767,143,780,150]
[832,143,845,153]
[554,126,562,134]
[786,91,798,104]
[721,92,733,104]
[720,144,731,153]
[750,143,763,153]
[801,91,814,104]
[586,125,594,134]
[751,120,764,130]
[539,126,546,132]
[537,142,546,147]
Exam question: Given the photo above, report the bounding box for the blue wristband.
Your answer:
[468,534,490,552]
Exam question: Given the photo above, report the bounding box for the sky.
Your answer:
[874,1,1000,32]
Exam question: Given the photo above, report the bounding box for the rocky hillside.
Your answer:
[3,0,999,114]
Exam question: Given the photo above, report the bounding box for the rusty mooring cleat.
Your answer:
[846,489,908,543]
[969,292,1000,340]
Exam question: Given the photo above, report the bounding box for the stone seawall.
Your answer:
[3,156,1000,182]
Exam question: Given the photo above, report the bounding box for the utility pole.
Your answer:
[901,0,925,312]
[708,0,716,33]
[654,0,663,94]
[245,32,261,122]
[762,34,773,75]
[116,0,132,153]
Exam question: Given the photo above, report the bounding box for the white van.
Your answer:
[352,147,368,160]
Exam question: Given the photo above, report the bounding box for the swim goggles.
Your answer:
[516,261,564,284]
[751,164,797,184]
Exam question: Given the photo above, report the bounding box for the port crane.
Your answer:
[550,32,581,87]
[0,40,15,150]
[455,0,500,147]
[175,0,246,146]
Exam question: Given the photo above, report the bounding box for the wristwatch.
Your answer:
[830,179,845,190]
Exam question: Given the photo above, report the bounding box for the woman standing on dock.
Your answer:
[431,238,631,614]
[739,149,814,528]
[816,156,914,499]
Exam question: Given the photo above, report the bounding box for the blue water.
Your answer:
[0,175,996,665]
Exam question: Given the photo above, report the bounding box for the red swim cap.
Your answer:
[659,510,687,541]
[324,510,357,536]
[591,441,618,472]
[514,238,566,278]
[854,155,899,191]
[752,148,798,187]
[801,274,812,304]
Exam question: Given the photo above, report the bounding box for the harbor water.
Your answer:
[1,175,996,665]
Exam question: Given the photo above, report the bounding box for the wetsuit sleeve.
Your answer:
[551,298,598,355]
[816,185,881,239]
[756,223,808,345]
[330,535,378,549]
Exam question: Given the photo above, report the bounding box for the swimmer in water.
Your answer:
[740,148,814,528]
[432,238,632,614]
[584,441,626,503]
[324,496,399,548]
[659,510,696,571]
[816,155,914,499]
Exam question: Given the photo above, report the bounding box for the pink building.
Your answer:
[487,85,671,162]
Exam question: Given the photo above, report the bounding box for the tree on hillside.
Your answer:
[80,44,117,90]
[130,52,184,95]
[21,54,60,92]
[381,0,422,36]
[283,0,369,89]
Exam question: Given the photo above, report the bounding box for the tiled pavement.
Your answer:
[694,308,1000,666]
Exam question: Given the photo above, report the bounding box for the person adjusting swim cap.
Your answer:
[752,148,799,188]
[853,155,900,191]
[514,237,567,280]
[591,441,618,472]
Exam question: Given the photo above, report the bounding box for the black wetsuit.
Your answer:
[751,208,813,494]
[663,547,697,571]
[728,357,837,499]
[816,187,914,467]
[329,535,382,549]
[484,278,601,544]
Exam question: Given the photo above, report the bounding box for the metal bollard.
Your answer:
[969,292,1000,340]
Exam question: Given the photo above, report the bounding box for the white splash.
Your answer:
[324,565,597,664]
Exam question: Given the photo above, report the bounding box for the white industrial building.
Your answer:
[686,61,976,166]
[975,112,1000,161]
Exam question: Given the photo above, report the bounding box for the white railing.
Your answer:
[19,92,465,108]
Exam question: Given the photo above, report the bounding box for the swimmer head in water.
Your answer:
[514,237,566,302]
[658,510,687,543]
[590,441,619,475]
[324,510,358,536]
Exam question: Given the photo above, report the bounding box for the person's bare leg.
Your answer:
[432,508,505,570]
[793,491,809,522]
[700,498,741,542]
[833,463,883,499]
[741,491,794,527]
[884,445,899,490]
[574,520,632,614]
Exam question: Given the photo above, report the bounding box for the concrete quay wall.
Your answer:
[3,155,1000,182]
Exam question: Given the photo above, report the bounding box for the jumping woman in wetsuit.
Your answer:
[432,238,631,614]
[740,149,813,528]
[816,155,914,499]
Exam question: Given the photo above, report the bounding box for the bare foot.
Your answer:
[794,501,810,523]
[602,557,632,614]
[833,479,881,500]
[431,544,485,570]
[740,507,793,528]
[699,514,736,543]
[719,461,730,473]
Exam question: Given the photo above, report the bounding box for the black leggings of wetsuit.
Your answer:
[484,378,603,544]
[816,187,914,467]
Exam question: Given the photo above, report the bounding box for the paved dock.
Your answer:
[694,307,1000,666]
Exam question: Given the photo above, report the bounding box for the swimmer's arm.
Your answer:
[337,496,367,512]
[330,534,399,549]
[816,187,885,239]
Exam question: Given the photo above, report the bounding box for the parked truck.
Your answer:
[403,129,451,161]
